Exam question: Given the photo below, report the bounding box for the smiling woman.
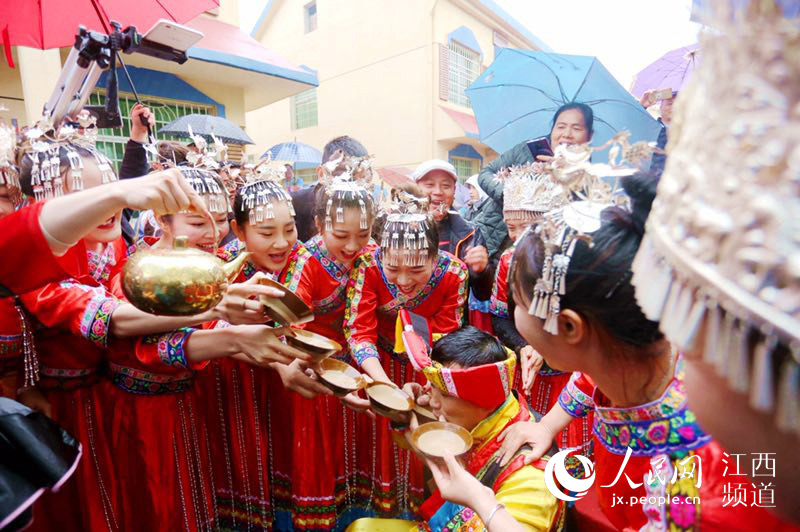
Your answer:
[476,102,596,262]
[342,186,469,518]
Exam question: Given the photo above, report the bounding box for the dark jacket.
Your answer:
[118,140,150,245]
[476,138,551,261]
[437,212,493,301]
[650,120,668,178]
[290,184,322,243]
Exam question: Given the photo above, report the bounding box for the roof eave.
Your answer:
[462,0,552,52]
[187,47,319,87]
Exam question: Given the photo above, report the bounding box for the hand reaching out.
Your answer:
[213,272,285,325]
[274,359,333,399]
[519,345,544,393]
[463,245,489,273]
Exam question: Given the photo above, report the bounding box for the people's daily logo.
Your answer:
[544,449,596,502]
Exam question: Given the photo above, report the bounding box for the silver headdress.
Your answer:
[631,3,800,434]
[184,125,227,170]
[237,157,294,225]
[526,133,652,334]
[319,152,375,232]
[380,191,433,267]
[528,200,609,334]
[178,167,230,214]
[498,162,568,221]
[20,111,115,201]
[166,126,231,214]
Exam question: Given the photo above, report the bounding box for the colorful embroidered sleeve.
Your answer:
[134,327,204,371]
[495,465,562,531]
[558,372,596,418]
[427,255,468,334]
[20,280,122,348]
[490,251,513,318]
[344,256,380,366]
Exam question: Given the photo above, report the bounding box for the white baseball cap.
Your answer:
[412,159,458,182]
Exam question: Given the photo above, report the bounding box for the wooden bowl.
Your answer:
[316,359,366,397]
[286,329,342,362]
[365,382,414,422]
[411,421,473,459]
[258,277,314,326]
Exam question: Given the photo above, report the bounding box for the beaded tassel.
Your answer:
[31,155,43,201]
[703,305,722,365]
[679,294,707,351]
[716,313,737,377]
[359,199,367,230]
[67,150,81,191]
[750,335,777,412]
[728,322,750,394]
[48,152,60,196]
[776,359,800,435]
[95,153,116,184]
[15,301,39,388]
[325,198,334,232]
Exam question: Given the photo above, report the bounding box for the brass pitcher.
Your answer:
[122,236,251,316]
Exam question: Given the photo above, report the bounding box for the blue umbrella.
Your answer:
[466,49,661,162]
[158,114,254,145]
[262,142,322,169]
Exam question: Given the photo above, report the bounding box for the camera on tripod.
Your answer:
[43,19,202,129]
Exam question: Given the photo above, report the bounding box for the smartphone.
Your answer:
[143,19,203,52]
[655,88,674,101]
[527,136,553,159]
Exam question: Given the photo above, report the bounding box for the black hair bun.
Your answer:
[621,172,659,235]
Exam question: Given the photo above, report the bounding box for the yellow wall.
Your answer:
[16,48,64,124]
[0,49,26,124]
[247,0,539,169]
[247,0,435,166]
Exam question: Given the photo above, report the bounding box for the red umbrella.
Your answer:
[0,0,218,50]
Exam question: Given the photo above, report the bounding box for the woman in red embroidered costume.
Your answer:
[285,156,378,529]
[10,137,134,531]
[344,192,468,518]
[99,166,303,531]
[15,149,296,531]
[488,163,590,456]
[198,173,332,529]
[0,153,25,398]
[499,176,797,531]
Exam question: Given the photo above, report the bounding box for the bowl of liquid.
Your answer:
[316,358,367,396]
[365,382,414,422]
[258,278,314,326]
[411,421,473,459]
[286,329,342,362]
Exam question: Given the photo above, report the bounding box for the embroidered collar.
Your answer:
[86,244,116,284]
[593,357,711,456]
[375,249,452,309]
[218,238,303,283]
[305,235,350,282]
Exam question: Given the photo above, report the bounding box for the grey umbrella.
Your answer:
[158,114,254,145]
